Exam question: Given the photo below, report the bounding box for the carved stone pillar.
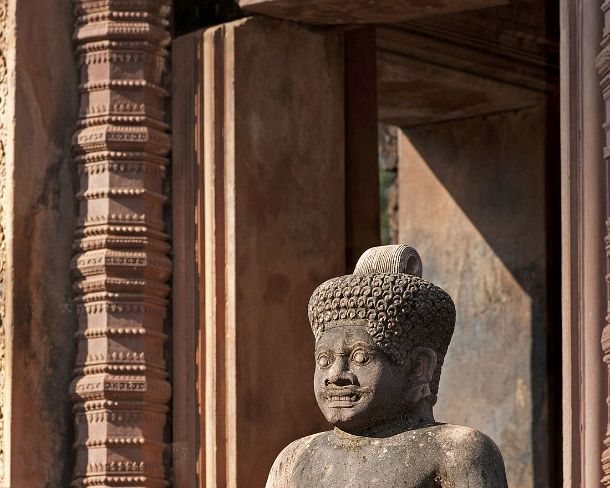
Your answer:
[70,1,172,486]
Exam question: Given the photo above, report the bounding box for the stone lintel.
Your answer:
[376,3,558,126]
[237,0,509,25]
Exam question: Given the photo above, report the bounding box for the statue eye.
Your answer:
[351,350,370,365]
[317,353,331,368]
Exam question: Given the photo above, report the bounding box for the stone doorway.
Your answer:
[170,2,563,487]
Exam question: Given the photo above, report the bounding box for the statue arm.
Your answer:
[265,434,319,488]
[444,429,508,488]
[266,453,289,488]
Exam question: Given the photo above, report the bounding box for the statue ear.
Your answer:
[408,347,437,383]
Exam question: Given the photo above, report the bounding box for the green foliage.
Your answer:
[379,166,394,245]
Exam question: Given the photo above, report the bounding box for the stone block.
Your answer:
[200,16,345,487]
[376,3,557,126]
[238,0,508,24]
[396,106,554,488]
[4,0,79,485]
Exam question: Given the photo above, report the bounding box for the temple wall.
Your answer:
[0,0,10,482]
[0,0,587,485]
[3,0,78,485]
[397,104,558,488]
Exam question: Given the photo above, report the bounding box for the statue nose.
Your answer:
[329,376,356,387]
[325,372,358,387]
[325,357,358,386]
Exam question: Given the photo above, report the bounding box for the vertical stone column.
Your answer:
[561,1,605,486]
[70,1,172,487]
[5,0,78,485]
[600,1,610,483]
[0,0,8,483]
[171,17,346,487]
[173,18,382,486]
[204,18,345,487]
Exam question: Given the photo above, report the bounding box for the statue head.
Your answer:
[308,245,455,433]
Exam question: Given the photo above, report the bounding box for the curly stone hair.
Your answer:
[308,272,456,399]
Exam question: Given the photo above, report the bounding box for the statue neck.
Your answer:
[334,398,436,438]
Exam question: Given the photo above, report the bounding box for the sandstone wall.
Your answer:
[3,0,78,486]
[396,105,559,488]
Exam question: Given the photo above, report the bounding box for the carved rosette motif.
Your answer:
[70,1,172,487]
[599,0,610,483]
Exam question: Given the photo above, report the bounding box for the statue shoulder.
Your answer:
[434,425,508,488]
[265,432,328,488]
[435,424,502,455]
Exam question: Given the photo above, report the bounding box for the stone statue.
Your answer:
[266,245,508,487]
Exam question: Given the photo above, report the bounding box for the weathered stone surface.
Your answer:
[198,16,345,488]
[5,0,79,485]
[70,1,172,487]
[598,0,610,483]
[377,49,543,127]
[376,2,558,126]
[238,0,508,25]
[171,31,202,488]
[267,245,508,487]
[561,0,606,480]
[396,106,553,487]
[268,423,507,487]
[0,0,9,481]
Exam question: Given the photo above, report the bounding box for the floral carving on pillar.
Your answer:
[599,0,610,483]
[70,1,172,486]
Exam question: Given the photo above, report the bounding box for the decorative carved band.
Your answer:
[598,0,610,483]
[70,1,172,486]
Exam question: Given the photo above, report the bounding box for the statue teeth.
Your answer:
[329,395,359,402]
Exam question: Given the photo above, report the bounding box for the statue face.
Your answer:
[314,324,410,433]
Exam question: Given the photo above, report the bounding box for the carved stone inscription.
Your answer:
[70,1,172,486]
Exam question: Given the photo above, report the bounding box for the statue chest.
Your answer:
[290,437,444,488]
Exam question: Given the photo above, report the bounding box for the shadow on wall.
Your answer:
[172,0,243,36]
[395,103,560,488]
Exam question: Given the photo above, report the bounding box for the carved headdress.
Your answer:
[308,245,456,398]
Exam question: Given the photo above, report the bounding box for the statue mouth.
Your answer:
[324,386,368,407]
